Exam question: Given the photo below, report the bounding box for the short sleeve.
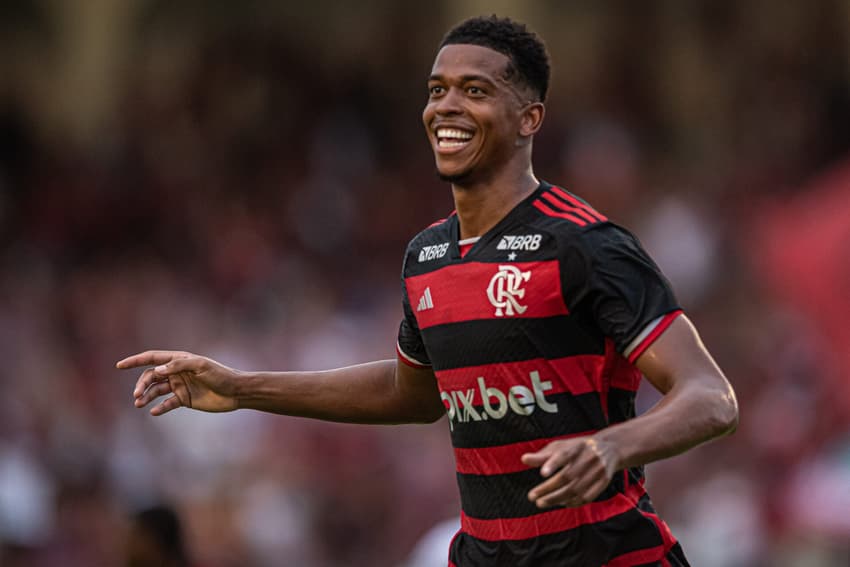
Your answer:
[561,225,681,363]
[397,253,431,368]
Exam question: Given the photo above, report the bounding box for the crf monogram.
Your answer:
[487,265,531,316]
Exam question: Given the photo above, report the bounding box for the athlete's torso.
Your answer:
[398,182,686,566]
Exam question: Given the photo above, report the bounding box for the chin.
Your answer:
[437,170,471,184]
[435,162,474,184]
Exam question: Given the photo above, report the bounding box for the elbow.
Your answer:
[707,388,739,437]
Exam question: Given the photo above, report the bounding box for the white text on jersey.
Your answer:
[440,371,557,430]
[497,234,542,251]
[419,243,450,262]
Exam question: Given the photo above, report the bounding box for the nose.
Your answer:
[434,86,463,115]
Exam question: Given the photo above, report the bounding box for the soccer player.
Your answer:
[117,16,738,566]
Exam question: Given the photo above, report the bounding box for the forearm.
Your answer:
[234,359,437,424]
[594,379,738,471]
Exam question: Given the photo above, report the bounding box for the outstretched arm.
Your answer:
[116,351,445,425]
[521,314,738,508]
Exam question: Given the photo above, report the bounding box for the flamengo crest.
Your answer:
[487,265,531,317]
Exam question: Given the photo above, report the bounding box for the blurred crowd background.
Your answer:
[1,1,849,566]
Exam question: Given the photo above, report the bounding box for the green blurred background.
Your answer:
[1,1,849,565]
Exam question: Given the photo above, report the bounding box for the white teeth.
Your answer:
[438,140,468,148]
[436,128,473,140]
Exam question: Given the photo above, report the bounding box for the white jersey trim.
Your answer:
[457,236,481,246]
[396,341,431,368]
[623,315,665,359]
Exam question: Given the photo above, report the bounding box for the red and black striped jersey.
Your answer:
[397,182,687,566]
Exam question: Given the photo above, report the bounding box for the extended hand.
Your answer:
[116,350,241,415]
[520,436,619,508]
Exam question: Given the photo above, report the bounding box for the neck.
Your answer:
[451,165,539,240]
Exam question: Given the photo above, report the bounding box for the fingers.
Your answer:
[116,350,189,370]
[150,395,183,416]
[133,368,161,399]
[134,380,173,408]
[521,442,581,476]
[525,439,612,509]
[532,474,609,509]
[520,450,548,468]
[154,356,204,376]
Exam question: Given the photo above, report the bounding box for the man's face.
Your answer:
[423,44,530,184]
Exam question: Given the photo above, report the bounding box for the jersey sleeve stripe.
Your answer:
[550,186,608,222]
[396,342,430,369]
[532,199,589,226]
[460,482,647,541]
[540,191,600,224]
[624,310,683,364]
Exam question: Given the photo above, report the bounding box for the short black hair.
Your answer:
[439,15,550,102]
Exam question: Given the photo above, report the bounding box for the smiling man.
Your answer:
[118,16,737,567]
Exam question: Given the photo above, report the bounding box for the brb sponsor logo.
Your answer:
[419,242,449,262]
[497,234,542,251]
[440,371,557,430]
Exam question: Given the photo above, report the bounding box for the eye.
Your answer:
[466,85,486,96]
[429,85,445,96]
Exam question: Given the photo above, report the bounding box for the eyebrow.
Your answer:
[428,74,498,86]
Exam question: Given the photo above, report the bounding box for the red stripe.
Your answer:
[622,481,678,559]
[603,545,667,567]
[461,482,647,541]
[532,200,588,226]
[435,355,606,398]
[454,431,594,475]
[638,509,677,551]
[541,192,599,224]
[627,310,683,364]
[396,344,430,369]
[405,261,567,330]
[550,187,608,222]
[608,352,642,392]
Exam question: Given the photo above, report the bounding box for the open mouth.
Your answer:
[436,127,474,150]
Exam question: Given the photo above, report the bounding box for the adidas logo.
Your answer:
[416,287,434,312]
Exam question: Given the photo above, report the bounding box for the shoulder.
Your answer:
[530,184,609,231]
[529,184,638,252]
[402,212,455,274]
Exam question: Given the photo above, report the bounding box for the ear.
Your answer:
[519,102,545,138]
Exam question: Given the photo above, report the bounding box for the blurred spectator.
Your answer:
[125,505,191,567]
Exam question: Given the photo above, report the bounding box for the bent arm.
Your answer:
[236,359,445,424]
[594,314,739,471]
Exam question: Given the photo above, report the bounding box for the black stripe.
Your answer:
[451,508,665,566]
[457,469,623,519]
[449,391,607,449]
[423,316,603,371]
[608,387,637,424]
